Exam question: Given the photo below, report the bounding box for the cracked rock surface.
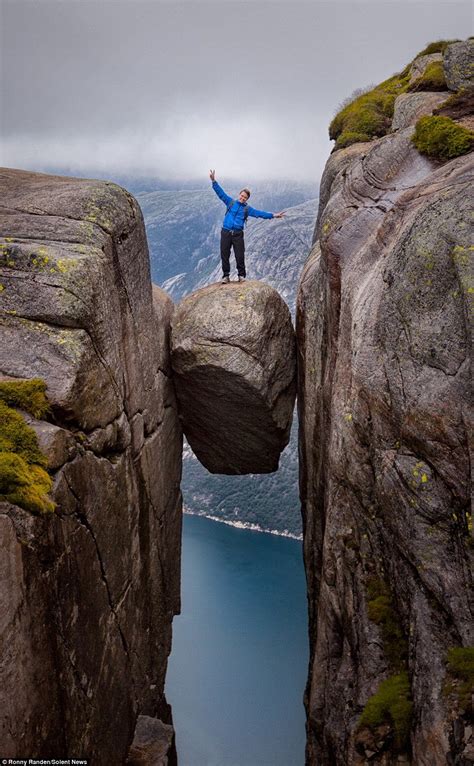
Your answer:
[297,109,473,762]
[0,168,182,762]
[171,280,296,474]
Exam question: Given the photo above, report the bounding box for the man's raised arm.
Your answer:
[209,169,232,205]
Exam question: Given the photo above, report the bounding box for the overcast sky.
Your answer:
[0,0,472,183]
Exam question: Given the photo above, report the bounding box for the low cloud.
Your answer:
[1,108,332,181]
[1,0,471,182]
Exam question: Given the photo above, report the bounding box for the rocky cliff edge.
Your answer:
[297,39,473,766]
[0,168,182,762]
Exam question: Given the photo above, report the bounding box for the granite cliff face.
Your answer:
[0,169,182,762]
[297,42,473,765]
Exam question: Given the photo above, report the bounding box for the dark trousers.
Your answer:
[220,228,246,278]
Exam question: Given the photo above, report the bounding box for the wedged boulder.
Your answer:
[171,280,296,474]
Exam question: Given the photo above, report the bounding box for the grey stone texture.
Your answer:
[297,124,473,764]
[126,715,176,765]
[391,91,451,130]
[171,281,296,474]
[444,39,474,91]
[0,168,182,762]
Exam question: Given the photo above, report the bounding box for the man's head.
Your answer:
[239,188,250,203]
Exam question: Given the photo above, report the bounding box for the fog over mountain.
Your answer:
[1,1,471,181]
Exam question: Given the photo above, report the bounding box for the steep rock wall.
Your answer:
[0,169,182,762]
[297,46,473,765]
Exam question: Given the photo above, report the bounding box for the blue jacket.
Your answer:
[212,180,273,231]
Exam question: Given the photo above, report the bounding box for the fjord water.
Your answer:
[166,514,308,766]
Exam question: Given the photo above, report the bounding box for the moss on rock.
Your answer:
[358,673,413,752]
[0,381,54,514]
[0,378,50,419]
[434,87,474,119]
[329,39,469,150]
[330,70,412,149]
[412,115,474,160]
[408,60,447,91]
[335,131,372,149]
[366,577,408,671]
[414,40,460,58]
[0,452,54,514]
[444,647,474,714]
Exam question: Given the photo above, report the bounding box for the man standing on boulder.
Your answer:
[210,170,285,283]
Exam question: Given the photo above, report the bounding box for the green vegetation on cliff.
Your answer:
[359,673,413,751]
[330,39,464,150]
[366,577,408,671]
[0,380,54,514]
[357,578,412,752]
[329,68,411,149]
[444,647,474,714]
[0,378,50,419]
[408,60,447,91]
[414,39,459,57]
[412,115,474,160]
[434,87,474,118]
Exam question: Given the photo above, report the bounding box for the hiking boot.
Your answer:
[221,276,230,284]
[238,276,246,282]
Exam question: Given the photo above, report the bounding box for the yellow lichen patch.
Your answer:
[410,461,430,491]
[55,258,78,273]
[451,245,470,266]
[344,413,353,421]
[30,252,50,270]
[0,284,5,291]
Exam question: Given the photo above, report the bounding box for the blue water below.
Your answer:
[165,514,308,766]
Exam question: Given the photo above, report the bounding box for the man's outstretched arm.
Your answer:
[209,169,232,205]
[247,206,286,219]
